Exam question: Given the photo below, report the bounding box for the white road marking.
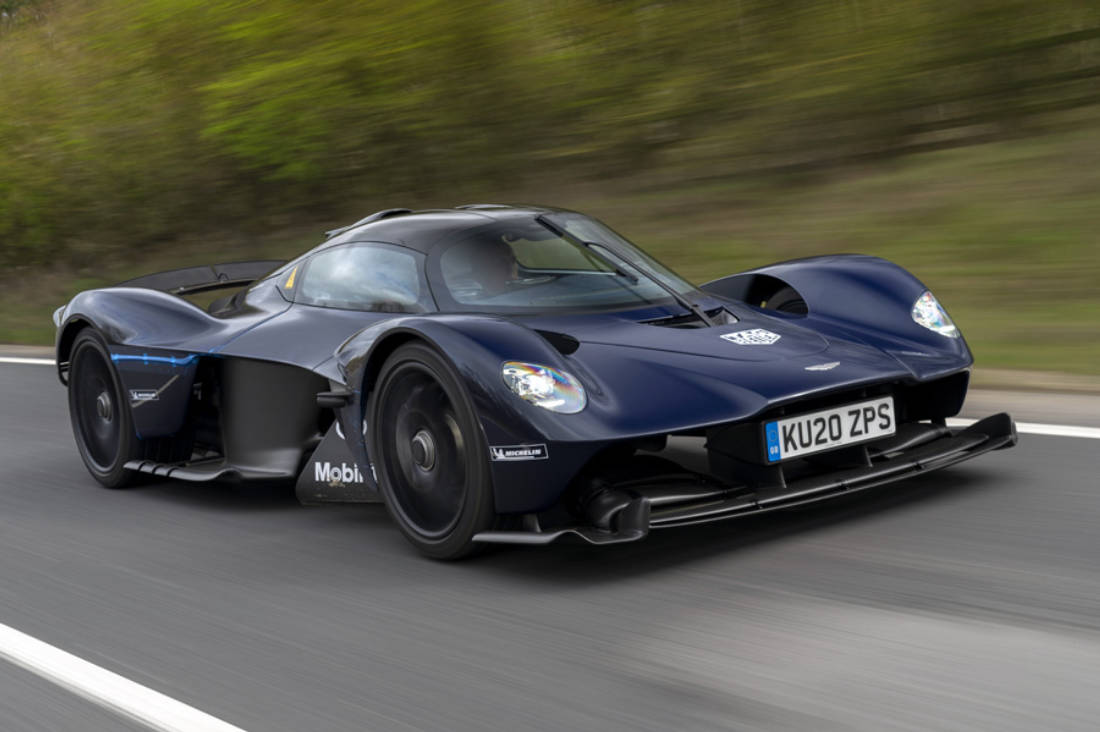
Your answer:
[6,355,1099,440]
[947,418,1100,441]
[0,356,55,366]
[0,622,247,732]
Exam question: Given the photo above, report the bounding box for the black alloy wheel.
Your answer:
[370,342,495,559]
[68,329,140,488]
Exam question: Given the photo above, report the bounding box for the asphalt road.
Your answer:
[2,359,1100,731]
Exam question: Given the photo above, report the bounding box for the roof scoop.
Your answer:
[325,208,412,239]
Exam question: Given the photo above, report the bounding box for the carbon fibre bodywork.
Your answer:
[54,205,1014,545]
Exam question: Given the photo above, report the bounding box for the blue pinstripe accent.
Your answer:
[110,353,198,367]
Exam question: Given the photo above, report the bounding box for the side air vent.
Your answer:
[535,330,580,355]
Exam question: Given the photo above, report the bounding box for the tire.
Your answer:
[764,285,808,315]
[67,329,141,488]
[369,342,496,559]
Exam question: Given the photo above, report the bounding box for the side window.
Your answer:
[296,243,432,313]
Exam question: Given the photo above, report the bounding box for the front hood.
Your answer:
[340,308,966,446]
[520,309,830,363]
[500,307,925,438]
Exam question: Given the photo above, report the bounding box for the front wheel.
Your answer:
[369,342,496,559]
[68,329,140,488]
[763,285,808,315]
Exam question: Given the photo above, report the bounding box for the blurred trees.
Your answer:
[1,0,1098,264]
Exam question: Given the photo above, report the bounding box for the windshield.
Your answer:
[433,213,698,313]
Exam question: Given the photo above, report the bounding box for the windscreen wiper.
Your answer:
[577,241,638,284]
[611,250,716,327]
[536,215,715,327]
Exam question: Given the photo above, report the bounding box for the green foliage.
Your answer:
[0,0,1098,274]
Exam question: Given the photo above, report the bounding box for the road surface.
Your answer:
[1,358,1099,730]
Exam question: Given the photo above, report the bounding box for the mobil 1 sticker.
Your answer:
[489,444,548,461]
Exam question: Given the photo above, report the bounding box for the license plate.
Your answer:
[764,396,895,462]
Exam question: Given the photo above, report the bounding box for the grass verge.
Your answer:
[3,128,1097,374]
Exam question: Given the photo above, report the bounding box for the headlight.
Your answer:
[911,291,959,338]
[501,361,587,413]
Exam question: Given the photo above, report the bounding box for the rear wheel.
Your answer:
[68,329,140,488]
[369,343,496,559]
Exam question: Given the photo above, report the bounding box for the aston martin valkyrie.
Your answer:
[54,205,1016,557]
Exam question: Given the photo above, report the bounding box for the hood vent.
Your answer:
[535,330,581,355]
[643,307,737,329]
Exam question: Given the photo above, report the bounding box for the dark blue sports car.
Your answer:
[54,205,1016,558]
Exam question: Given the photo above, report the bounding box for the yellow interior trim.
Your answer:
[284,265,298,290]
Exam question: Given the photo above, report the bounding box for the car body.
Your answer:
[54,204,1017,557]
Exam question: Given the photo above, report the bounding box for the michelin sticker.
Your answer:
[721,328,781,345]
[129,389,159,401]
[489,444,548,461]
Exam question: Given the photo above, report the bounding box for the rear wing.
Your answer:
[114,260,286,296]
